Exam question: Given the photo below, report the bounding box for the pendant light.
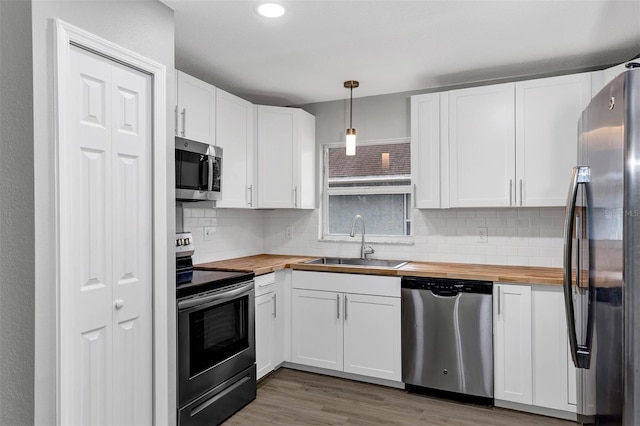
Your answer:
[344,80,359,156]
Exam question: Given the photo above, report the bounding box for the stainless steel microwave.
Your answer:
[175,137,222,201]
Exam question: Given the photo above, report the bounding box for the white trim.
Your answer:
[53,19,169,425]
[321,138,413,240]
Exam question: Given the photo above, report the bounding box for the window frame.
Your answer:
[319,138,414,244]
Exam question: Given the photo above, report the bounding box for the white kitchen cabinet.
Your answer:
[531,285,577,412]
[342,293,401,381]
[447,73,592,208]
[494,283,577,417]
[410,92,448,208]
[256,105,316,209]
[291,271,401,382]
[291,288,344,371]
[254,272,285,380]
[215,88,255,208]
[448,83,515,207]
[494,283,533,404]
[175,70,216,144]
[255,291,276,379]
[515,73,591,206]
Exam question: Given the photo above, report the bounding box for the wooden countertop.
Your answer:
[196,254,564,285]
[195,254,317,276]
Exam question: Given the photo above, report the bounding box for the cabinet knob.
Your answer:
[114,299,125,310]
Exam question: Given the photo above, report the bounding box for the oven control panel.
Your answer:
[176,232,194,258]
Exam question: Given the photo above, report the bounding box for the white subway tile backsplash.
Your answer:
[182,205,565,270]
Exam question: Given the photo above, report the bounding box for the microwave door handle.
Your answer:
[562,166,591,369]
[207,155,214,191]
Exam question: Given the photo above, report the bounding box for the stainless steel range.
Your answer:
[175,232,256,426]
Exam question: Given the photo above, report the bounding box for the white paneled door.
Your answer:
[61,45,152,425]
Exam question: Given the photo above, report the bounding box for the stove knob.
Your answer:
[184,237,191,245]
[176,238,183,246]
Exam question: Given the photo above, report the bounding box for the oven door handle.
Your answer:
[178,281,254,311]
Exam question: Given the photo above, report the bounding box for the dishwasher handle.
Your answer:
[431,288,459,297]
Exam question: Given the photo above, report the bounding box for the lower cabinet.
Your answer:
[291,271,402,382]
[255,272,285,380]
[494,282,577,415]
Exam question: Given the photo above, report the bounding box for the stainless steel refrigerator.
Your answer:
[563,63,640,425]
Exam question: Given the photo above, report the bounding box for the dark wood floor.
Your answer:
[224,368,573,425]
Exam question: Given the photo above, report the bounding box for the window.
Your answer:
[322,140,411,239]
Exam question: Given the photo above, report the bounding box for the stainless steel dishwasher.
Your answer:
[401,276,493,402]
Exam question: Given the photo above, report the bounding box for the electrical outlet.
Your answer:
[476,227,488,243]
[204,226,216,241]
[285,225,293,240]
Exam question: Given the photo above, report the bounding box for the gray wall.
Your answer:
[0,1,35,425]
[303,90,423,144]
[30,1,176,424]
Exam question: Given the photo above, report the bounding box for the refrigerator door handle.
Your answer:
[563,166,591,369]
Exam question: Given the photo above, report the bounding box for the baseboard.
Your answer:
[495,399,577,421]
[281,362,405,389]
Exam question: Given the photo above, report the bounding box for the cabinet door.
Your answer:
[531,286,577,412]
[515,73,591,206]
[494,283,532,404]
[176,71,215,144]
[410,93,445,208]
[291,289,343,371]
[215,89,255,208]
[449,83,515,207]
[256,106,294,208]
[343,294,401,381]
[255,292,275,380]
[272,276,285,367]
[294,109,316,209]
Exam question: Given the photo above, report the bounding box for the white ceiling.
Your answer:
[162,0,640,106]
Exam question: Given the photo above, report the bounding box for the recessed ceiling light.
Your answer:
[256,2,286,18]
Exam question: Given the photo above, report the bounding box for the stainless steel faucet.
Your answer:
[350,214,375,259]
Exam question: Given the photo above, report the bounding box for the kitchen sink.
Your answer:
[304,257,408,269]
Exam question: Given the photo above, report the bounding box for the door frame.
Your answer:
[53,19,169,424]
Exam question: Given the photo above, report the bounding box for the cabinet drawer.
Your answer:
[292,270,400,297]
[255,272,275,297]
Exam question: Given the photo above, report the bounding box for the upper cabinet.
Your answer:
[412,72,593,208]
[215,88,255,208]
[256,105,316,209]
[448,83,516,207]
[410,93,447,208]
[515,73,591,207]
[175,71,216,145]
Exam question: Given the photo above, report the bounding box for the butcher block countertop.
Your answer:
[196,254,564,285]
[195,254,317,276]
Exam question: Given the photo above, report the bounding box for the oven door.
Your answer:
[177,280,255,406]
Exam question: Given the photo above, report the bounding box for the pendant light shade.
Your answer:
[344,80,359,156]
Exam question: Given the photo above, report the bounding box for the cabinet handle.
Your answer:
[497,287,502,316]
[413,184,417,208]
[247,185,253,207]
[174,106,178,135]
[272,294,277,318]
[180,108,186,136]
[294,186,298,208]
[336,294,340,319]
[344,295,348,320]
[519,179,523,207]
[509,179,513,206]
